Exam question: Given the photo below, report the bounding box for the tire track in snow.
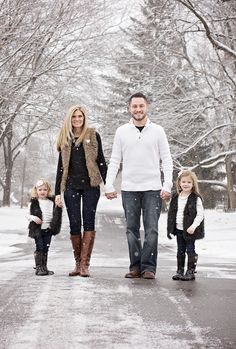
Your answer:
[7,278,53,349]
[158,287,223,348]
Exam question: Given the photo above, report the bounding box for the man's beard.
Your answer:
[131,113,146,121]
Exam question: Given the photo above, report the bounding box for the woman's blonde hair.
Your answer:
[56,105,88,151]
[176,170,200,195]
[31,179,52,198]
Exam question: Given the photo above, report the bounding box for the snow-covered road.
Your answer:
[0,201,236,348]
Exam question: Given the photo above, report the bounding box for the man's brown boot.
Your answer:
[142,271,155,279]
[125,270,141,278]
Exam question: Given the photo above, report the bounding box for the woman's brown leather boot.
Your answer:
[80,231,96,277]
[69,234,82,276]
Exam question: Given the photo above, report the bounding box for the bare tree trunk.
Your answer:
[2,125,13,206]
[225,155,236,210]
[20,152,27,208]
[2,172,12,206]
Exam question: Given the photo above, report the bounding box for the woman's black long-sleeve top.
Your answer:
[55,132,107,195]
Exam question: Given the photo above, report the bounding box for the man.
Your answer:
[105,92,173,279]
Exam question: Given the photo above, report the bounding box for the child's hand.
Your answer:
[187,225,195,235]
[30,215,42,224]
[55,195,63,207]
[160,190,171,201]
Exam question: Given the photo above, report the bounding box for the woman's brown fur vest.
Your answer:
[60,128,102,192]
[167,192,205,241]
[28,197,62,239]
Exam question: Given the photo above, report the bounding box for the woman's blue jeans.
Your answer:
[121,190,162,274]
[64,187,100,235]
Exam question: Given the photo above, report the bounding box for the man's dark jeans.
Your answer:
[121,190,162,274]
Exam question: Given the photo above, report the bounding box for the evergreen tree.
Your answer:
[96,0,236,208]
[98,0,208,156]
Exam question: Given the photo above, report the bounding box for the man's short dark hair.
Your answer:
[128,92,148,105]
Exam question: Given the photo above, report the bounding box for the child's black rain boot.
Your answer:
[34,251,48,276]
[172,254,185,280]
[42,252,54,275]
[181,253,198,281]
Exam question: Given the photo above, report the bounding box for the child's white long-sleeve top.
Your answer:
[27,199,53,230]
[105,118,173,193]
[176,196,204,230]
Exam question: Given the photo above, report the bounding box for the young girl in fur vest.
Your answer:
[27,179,62,276]
[167,170,204,281]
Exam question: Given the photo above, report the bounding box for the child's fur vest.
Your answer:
[60,128,102,192]
[167,192,204,241]
[28,197,62,239]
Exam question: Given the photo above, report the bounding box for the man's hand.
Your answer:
[105,192,118,200]
[160,190,171,201]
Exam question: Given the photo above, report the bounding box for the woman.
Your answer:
[55,105,107,277]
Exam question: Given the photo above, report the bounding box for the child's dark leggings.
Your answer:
[34,229,52,253]
[176,229,196,256]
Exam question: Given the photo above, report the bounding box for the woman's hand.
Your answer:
[105,192,117,200]
[55,195,63,207]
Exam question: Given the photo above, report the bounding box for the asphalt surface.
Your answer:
[0,211,236,349]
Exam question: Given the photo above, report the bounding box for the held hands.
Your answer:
[167,232,172,240]
[105,192,118,200]
[55,195,63,207]
[160,190,171,201]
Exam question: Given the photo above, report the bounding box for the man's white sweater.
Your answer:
[105,119,173,193]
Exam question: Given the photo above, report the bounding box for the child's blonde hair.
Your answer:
[176,170,200,195]
[31,179,52,198]
[56,105,88,151]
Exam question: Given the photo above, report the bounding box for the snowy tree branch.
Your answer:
[176,123,236,158]
[176,0,236,59]
[197,180,227,189]
[190,150,236,170]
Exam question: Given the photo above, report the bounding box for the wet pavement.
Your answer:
[0,211,236,349]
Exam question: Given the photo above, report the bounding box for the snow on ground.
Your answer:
[0,195,236,278]
[97,195,236,263]
[0,205,28,256]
